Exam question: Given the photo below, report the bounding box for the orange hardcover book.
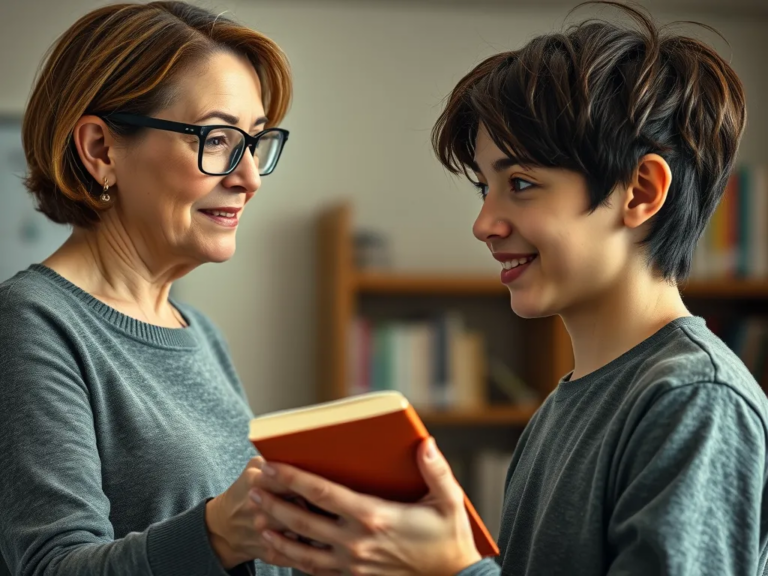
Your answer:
[249,391,500,558]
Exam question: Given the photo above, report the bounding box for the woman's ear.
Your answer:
[622,153,672,229]
[72,115,117,186]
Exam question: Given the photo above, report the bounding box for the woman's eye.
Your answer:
[511,177,534,193]
[205,134,229,148]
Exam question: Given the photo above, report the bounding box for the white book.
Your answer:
[475,451,512,540]
[409,323,434,410]
[392,323,412,400]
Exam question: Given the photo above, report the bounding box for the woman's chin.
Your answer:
[197,243,237,264]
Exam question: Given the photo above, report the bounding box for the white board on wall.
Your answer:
[0,118,70,283]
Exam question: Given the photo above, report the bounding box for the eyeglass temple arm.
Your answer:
[101,113,202,136]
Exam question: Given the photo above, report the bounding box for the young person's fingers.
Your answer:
[253,487,345,546]
[262,529,340,575]
[416,437,465,511]
[256,461,380,520]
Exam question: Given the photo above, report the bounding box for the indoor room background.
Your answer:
[2,0,767,535]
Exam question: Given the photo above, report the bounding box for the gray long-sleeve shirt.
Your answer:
[0,264,290,576]
[461,316,768,576]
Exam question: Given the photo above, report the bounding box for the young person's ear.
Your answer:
[72,115,117,186]
[622,154,672,229]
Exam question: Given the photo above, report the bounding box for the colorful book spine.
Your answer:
[691,164,768,279]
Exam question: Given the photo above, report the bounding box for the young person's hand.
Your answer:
[251,437,483,576]
[205,456,313,569]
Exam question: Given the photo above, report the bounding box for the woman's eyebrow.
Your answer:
[195,110,269,127]
[195,110,239,125]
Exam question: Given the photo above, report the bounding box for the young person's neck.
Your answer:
[561,268,691,381]
[43,224,193,327]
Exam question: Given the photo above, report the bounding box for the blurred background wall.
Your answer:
[1,0,767,413]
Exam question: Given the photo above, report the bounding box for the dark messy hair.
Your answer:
[431,1,746,282]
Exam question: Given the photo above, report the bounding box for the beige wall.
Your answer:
[2,0,767,412]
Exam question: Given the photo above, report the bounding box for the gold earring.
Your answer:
[101,178,111,203]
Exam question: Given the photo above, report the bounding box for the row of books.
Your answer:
[347,314,537,410]
[690,165,768,279]
[707,316,768,386]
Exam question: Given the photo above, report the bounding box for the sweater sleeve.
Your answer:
[607,382,768,575]
[456,559,502,576]
[0,287,233,576]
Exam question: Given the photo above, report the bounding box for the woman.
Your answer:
[0,3,298,575]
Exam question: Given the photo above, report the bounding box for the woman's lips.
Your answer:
[198,208,241,228]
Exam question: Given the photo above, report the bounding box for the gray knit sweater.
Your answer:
[459,316,768,575]
[0,264,290,576]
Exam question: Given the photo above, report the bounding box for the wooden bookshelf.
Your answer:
[316,202,571,427]
[355,273,507,295]
[680,279,768,299]
[356,272,768,299]
[315,201,768,426]
[420,404,539,426]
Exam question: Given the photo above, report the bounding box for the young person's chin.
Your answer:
[507,293,555,319]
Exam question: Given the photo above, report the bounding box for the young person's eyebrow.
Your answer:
[491,157,519,172]
[471,156,520,176]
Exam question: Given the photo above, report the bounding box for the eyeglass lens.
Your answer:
[201,128,283,175]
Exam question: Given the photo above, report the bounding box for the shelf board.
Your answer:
[354,272,506,295]
[418,403,539,426]
[354,271,768,299]
[681,279,768,299]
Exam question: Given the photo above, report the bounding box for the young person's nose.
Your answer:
[473,197,513,243]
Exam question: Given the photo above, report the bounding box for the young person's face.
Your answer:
[472,124,633,319]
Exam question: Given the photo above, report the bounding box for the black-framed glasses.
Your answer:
[100,113,289,176]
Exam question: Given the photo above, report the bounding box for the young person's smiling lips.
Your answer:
[492,252,538,284]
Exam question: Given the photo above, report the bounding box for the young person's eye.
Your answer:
[472,182,489,200]
[510,177,535,193]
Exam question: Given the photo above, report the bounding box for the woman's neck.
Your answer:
[43,225,193,328]
[561,268,692,381]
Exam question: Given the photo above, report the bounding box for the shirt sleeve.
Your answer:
[0,290,233,576]
[607,382,768,575]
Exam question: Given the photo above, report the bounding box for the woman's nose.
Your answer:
[228,148,262,193]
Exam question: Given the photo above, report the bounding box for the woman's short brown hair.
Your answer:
[432,2,746,282]
[23,1,292,228]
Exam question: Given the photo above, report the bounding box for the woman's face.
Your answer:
[108,51,267,267]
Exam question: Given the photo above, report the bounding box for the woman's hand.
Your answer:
[252,437,483,576]
[205,456,312,569]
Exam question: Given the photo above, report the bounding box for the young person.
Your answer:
[248,3,768,576]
